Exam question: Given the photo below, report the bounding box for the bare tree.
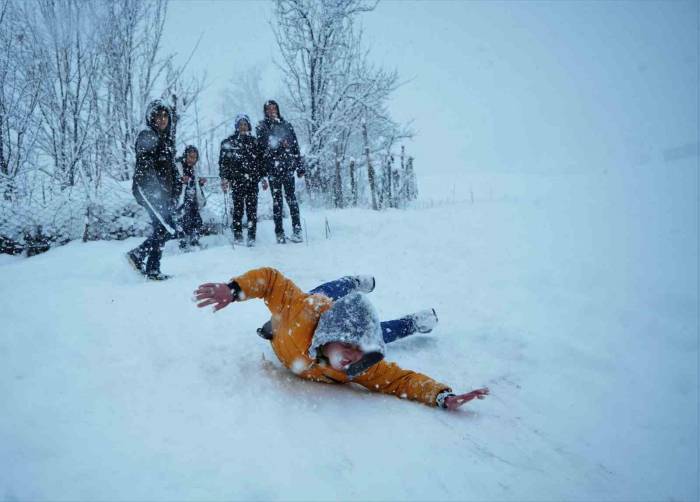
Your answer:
[223,63,268,128]
[0,0,43,199]
[102,0,204,181]
[272,0,410,206]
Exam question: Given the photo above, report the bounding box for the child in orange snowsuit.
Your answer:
[195,268,489,410]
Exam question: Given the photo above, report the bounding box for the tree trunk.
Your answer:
[385,155,393,208]
[333,146,344,208]
[0,105,7,176]
[349,159,357,207]
[362,123,378,210]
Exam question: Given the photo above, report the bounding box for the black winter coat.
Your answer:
[132,111,177,213]
[219,133,264,188]
[255,117,301,177]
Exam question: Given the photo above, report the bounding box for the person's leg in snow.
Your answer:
[268,174,286,242]
[309,275,376,299]
[231,184,245,244]
[244,184,258,246]
[281,172,302,242]
[128,204,173,280]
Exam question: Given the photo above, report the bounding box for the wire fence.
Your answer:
[0,153,417,256]
[0,176,267,256]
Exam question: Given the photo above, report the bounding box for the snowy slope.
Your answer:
[1,165,697,501]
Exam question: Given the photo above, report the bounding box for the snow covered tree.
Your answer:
[0,0,44,200]
[0,0,206,251]
[272,0,410,206]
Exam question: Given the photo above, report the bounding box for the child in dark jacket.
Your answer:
[175,145,207,250]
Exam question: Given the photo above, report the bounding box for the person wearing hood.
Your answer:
[126,99,178,280]
[194,268,490,410]
[219,114,265,246]
[174,145,207,250]
[255,100,304,244]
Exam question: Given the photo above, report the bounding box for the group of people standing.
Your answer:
[219,100,304,247]
[126,98,304,280]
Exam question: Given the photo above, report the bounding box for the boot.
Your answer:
[126,249,146,273]
[289,226,303,243]
[409,309,439,333]
[146,271,172,281]
[354,275,376,293]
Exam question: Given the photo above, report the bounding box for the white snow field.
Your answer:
[1,165,697,501]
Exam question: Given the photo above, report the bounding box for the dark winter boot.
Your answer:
[146,271,172,281]
[276,233,286,244]
[126,249,146,273]
[233,232,244,245]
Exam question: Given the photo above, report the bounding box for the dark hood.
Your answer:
[235,113,252,133]
[145,99,173,134]
[263,99,282,121]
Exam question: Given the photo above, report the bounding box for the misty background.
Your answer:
[162,0,698,175]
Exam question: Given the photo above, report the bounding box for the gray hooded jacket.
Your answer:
[308,292,386,377]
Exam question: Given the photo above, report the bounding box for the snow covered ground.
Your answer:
[1,163,697,501]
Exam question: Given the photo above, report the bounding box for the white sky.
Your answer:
[163,0,699,174]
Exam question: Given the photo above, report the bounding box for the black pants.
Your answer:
[134,202,174,273]
[231,183,259,239]
[268,172,300,236]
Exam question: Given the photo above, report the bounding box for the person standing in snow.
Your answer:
[255,100,304,244]
[126,99,178,280]
[174,145,207,250]
[219,114,266,246]
[194,268,489,410]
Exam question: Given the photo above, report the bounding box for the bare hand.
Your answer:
[444,387,489,410]
[194,282,233,312]
[261,179,269,191]
[182,175,191,184]
[199,178,207,186]
[221,180,229,192]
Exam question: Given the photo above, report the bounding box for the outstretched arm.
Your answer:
[437,388,490,410]
[354,360,489,410]
[195,268,307,317]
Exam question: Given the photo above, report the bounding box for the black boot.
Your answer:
[146,271,172,281]
[126,249,146,273]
